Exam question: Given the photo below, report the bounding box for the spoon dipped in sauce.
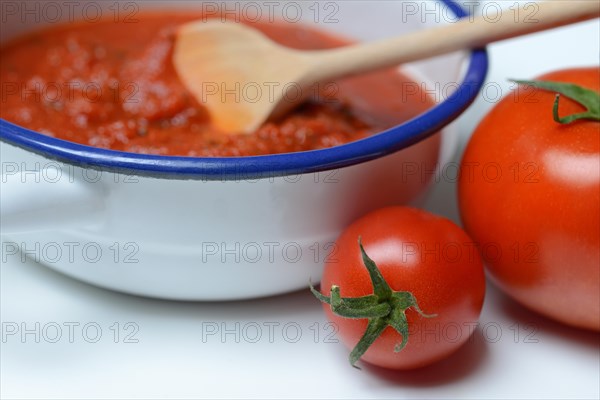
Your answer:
[173,0,599,135]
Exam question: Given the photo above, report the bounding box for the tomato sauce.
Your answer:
[1,14,435,157]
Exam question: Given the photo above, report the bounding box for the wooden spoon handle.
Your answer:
[311,0,599,80]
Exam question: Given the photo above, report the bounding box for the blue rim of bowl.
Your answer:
[0,0,488,181]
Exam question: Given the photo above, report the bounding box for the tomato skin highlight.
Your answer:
[320,207,485,370]
[459,67,600,331]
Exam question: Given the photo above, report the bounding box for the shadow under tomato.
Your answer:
[361,326,489,386]
[495,285,600,350]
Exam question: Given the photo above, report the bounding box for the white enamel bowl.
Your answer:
[0,0,488,300]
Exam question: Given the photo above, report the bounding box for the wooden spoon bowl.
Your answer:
[174,1,599,135]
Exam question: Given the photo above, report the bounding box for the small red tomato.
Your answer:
[459,67,600,331]
[312,207,485,370]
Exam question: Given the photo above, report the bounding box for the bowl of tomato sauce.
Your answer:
[0,0,487,300]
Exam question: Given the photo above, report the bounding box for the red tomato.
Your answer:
[459,67,600,331]
[314,207,485,370]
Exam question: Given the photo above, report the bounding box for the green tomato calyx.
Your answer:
[310,237,436,368]
[511,79,600,124]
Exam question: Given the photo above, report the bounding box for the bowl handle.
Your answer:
[1,166,105,234]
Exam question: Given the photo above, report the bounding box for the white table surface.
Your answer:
[1,8,599,400]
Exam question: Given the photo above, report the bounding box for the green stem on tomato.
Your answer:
[310,237,436,369]
[511,79,600,124]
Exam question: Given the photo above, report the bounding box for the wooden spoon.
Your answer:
[173,0,599,134]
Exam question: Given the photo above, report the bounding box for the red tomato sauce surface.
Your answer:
[1,14,434,157]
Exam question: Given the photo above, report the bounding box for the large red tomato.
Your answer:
[313,207,485,370]
[459,67,600,331]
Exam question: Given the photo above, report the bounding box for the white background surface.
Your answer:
[1,4,599,400]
